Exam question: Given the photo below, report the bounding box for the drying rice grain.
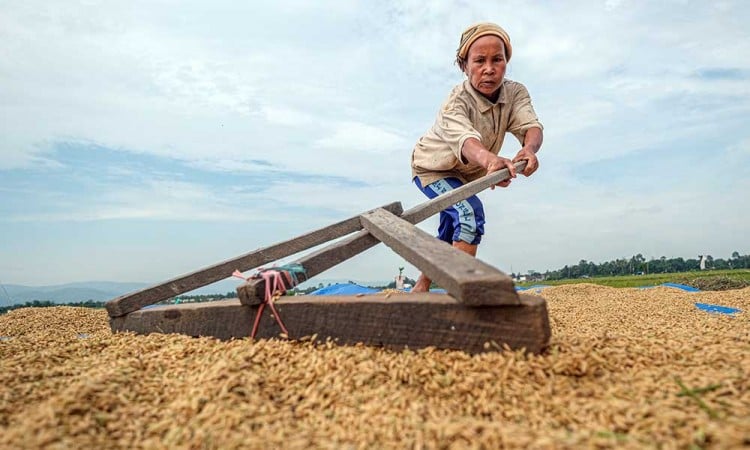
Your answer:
[0,285,748,449]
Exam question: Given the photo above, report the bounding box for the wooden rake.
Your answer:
[107,161,551,354]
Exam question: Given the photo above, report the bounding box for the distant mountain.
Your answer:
[0,278,392,305]
[1,281,149,305]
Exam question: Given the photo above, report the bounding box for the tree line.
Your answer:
[522,251,749,281]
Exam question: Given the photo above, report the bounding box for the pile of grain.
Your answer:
[677,275,750,291]
[1,284,748,449]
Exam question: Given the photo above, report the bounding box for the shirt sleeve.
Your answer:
[434,96,483,164]
[506,82,543,145]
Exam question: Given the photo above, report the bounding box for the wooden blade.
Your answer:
[105,202,403,317]
[110,293,551,354]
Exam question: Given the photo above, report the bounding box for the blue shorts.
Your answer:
[413,177,485,245]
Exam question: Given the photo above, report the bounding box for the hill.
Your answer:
[1,281,148,305]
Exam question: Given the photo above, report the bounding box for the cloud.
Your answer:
[1,1,749,284]
[694,68,750,81]
[726,138,750,163]
[314,121,410,154]
[260,105,317,127]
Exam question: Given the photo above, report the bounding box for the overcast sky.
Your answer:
[1,0,749,288]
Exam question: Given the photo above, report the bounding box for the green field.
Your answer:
[517,269,750,290]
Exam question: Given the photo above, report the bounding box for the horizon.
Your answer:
[1,1,749,286]
[3,250,745,289]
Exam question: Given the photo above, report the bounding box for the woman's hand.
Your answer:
[512,147,539,177]
[460,138,518,189]
[485,154,516,188]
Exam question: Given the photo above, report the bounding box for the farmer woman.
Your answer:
[410,22,544,292]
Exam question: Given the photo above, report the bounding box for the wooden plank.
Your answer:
[110,292,550,354]
[360,208,518,306]
[105,202,403,317]
[237,163,526,305]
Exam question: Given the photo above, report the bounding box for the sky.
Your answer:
[1,0,749,289]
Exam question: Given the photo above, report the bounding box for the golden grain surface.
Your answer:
[1,285,748,449]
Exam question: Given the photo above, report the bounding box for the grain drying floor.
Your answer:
[1,284,748,449]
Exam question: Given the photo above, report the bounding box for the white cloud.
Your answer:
[1,1,749,284]
[313,121,410,154]
[260,105,317,127]
[605,0,627,10]
[726,138,750,165]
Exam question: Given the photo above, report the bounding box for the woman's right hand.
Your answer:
[485,154,517,188]
[461,138,517,188]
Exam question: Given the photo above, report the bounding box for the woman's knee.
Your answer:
[451,198,484,244]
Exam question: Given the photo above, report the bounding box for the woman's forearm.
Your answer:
[460,138,494,167]
[523,127,543,153]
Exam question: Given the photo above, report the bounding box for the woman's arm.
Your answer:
[512,127,543,176]
[460,137,517,188]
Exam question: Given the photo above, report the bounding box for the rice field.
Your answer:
[1,284,748,449]
[518,269,750,289]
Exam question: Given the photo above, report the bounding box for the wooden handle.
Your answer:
[403,160,527,223]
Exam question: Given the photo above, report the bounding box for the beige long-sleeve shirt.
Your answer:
[411,79,543,186]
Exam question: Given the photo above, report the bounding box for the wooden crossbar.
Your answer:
[360,208,518,305]
[105,202,403,317]
[237,161,526,305]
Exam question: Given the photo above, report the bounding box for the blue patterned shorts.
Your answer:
[413,177,485,245]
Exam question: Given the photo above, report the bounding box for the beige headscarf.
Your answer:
[456,22,512,64]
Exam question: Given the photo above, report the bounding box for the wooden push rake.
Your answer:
[107,161,550,354]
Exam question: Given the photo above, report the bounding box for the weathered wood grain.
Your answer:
[237,163,526,305]
[110,292,550,354]
[105,202,403,317]
[360,208,518,306]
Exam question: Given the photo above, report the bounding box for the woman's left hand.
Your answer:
[512,147,539,177]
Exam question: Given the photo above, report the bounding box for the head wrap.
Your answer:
[456,22,512,64]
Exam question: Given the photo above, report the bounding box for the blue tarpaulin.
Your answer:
[516,285,552,291]
[637,283,742,315]
[658,283,701,292]
[638,283,700,292]
[308,283,380,296]
[694,303,742,315]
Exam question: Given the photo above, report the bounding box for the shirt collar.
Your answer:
[464,79,507,112]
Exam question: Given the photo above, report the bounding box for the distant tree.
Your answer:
[538,251,748,282]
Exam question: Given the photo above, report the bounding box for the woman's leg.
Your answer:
[412,177,486,292]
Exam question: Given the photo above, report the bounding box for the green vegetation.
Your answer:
[519,252,749,282]
[517,269,750,290]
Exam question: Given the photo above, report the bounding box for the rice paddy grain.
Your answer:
[1,284,748,449]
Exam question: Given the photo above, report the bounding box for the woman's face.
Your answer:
[463,35,507,100]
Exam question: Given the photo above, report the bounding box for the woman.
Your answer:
[410,22,544,292]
